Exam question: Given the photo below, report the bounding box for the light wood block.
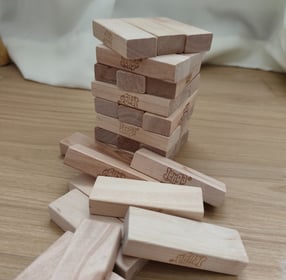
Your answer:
[68,173,95,196]
[146,62,201,99]
[93,18,157,59]
[48,189,122,232]
[95,63,118,85]
[96,44,201,82]
[143,90,198,136]
[95,97,118,118]
[131,148,226,207]
[155,17,213,53]
[14,231,73,280]
[109,272,125,280]
[95,114,181,152]
[0,38,10,66]
[95,126,118,146]
[50,219,121,280]
[118,105,144,127]
[122,207,249,275]
[114,248,147,280]
[89,176,204,220]
[116,70,146,94]
[60,132,133,165]
[64,144,157,181]
[125,17,185,55]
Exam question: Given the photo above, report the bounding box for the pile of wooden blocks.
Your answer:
[14,18,249,280]
[92,17,211,158]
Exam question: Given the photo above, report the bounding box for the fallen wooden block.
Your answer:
[95,63,118,85]
[95,126,119,146]
[48,189,122,232]
[93,18,157,59]
[131,148,226,207]
[125,17,185,55]
[95,114,181,152]
[118,105,144,127]
[109,272,126,280]
[122,207,249,275]
[95,97,119,118]
[50,219,121,280]
[64,144,157,181]
[96,44,201,82]
[68,173,95,196]
[155,17,213,53]
[142,90,198,136]
[116,70,146,94]
[145,62,201,99]
[89,176,204,220]
[60,132,133,164]
[14,231,73,280]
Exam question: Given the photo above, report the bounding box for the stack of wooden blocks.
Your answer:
[14,18,249,280]
[92,17,211,158]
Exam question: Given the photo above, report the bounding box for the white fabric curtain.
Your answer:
[0,0,285,89]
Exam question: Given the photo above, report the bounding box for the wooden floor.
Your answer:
[0,64,285,280]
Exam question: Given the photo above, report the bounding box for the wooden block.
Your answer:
[68,173,95,196]
[96,114,181,152]
[142,90,198,136]
[117,136,140,153]
[48,189,122,232]
[154,17,213,53]
[0,38,10,66]
[125,17,185,55]
[145,62,201,99]
[95,97,118,118]
[60,132,133,165]
[93,18,157,59]
[118,105,144,127]
[109,272,125,280]
[116,70,146,94]
[64,144,157,181]
[95,63,118,85]
[89,176,204,220]
[122,207,249,275]
[60,132,95,156]
[131,148,226,207]
[14,231,73,280]
[96,44,201,82]
[114,248,147,280]
[95,127,119,146]
[50,219,121,280]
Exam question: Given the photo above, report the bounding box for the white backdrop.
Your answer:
[0,0,285,89]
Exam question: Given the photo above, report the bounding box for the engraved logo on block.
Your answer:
[120,57,141,71]
[163,167,192,185]
[103,30,112,47]
[119,93,139,108]
[101,168,126,178]
[119,123,139,137]
[169,253,207,268]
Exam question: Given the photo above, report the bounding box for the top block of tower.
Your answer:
[93,17,212,59]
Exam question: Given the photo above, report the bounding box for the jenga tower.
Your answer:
[91,17,212,158]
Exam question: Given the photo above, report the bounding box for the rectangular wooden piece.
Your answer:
[95,63,118,85]
[116,70,146,94]
[122,207,249,275]
[95,97,119,118]
[118,105,144,127]
[89,176,204,220]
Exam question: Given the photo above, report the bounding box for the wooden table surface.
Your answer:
[0,64,285,280]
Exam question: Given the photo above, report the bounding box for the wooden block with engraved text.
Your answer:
[131,148,226,207]
[122,207,249,275]
[93,18,157,59]
[89,176,204,220]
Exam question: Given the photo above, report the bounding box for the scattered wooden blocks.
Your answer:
[14,231,73,280]
[131,148,226,207]
[50,219,121,280]
[68,173,95,196]
[89,176,204,220]
[122,207,249,275]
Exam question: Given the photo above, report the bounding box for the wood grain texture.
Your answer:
[118,105,144,127]
[93,18,157,59]
[14,231,73,280]
[117,70,146,94]
[68,173,95,196]
[94,97,119,118]
[50,219,121,280]
[123,207,249,275]
[1,64,286,280]
[94,63,118,85]
[96,44,201,82]
[89,176,204,220]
